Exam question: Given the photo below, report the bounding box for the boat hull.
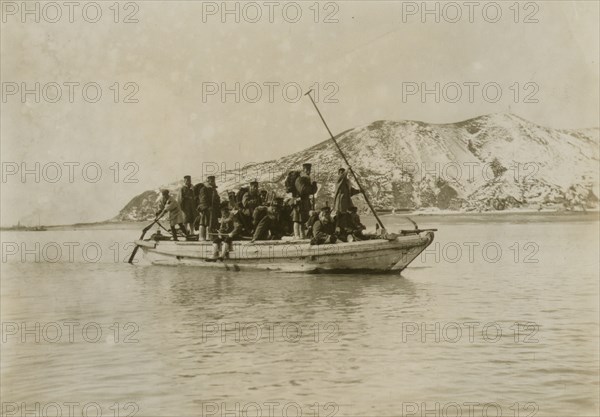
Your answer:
[136,232,434,272]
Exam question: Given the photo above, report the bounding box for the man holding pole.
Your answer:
[333,167,360,234]
[156,189,188,241]
[304,90,387,236]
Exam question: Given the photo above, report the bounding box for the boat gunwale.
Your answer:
[136,232,433,260]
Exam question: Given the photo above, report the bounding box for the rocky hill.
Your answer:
[114,113,599,221]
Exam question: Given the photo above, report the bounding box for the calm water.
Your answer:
[1,214,599,417]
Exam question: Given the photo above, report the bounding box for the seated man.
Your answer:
[251,206,281,242]
[269,202,286,240]
[310,206,338,245]
[233,199,254,236]
[304,210,319,239]
[210,203,246,260]
[242,180,263,218]
[260,189,269,204]
[252,205,269,230]
[277,197,294,237]
[348,206,367,241]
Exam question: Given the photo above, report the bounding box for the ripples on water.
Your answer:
[1,214,599,416]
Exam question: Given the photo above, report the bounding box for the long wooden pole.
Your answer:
[305,90,386,231]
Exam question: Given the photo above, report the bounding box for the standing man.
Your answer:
[179,175,196,235]
[333,167,360,232]
[198,175,221,241]
[156,189,187,241]
[192,182,205,232]
[293,163,318,239]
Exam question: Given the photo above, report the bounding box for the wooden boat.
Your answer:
[134,230,434,272]
[130,95,436,272]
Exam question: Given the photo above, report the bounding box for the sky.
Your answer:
[1,0,599,225]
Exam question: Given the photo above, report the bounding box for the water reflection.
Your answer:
[3,219,598,416]
[132,265,422,319]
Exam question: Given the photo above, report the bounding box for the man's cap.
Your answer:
[250,180,259,186]
[184,175,191,180]
[302,163,312,170]
[160,189,170,195]
[274,197,284,202]
[207,175,216,181]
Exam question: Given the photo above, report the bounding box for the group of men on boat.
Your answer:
[155,163,368,259]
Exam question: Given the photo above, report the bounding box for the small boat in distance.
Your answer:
[0,221,47,232]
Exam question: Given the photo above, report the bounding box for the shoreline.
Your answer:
[2,209,598,232]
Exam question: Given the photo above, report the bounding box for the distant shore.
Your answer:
[2,209,597,232]
[382,209,599,226]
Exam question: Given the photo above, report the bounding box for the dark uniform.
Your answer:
[333,169,360,235]
[304,211,319,239]
[252,206,268,229]
[242,182,263,218]
[348,208,367,241]
[310,206,337,244]
[252,212,277,241]
[273,198,293,236]
[311,217,338,245]
[198,177,221,234]
[192,183,205,231]
[209,204,249,260]
[213,210,245,244]
[273,198,293,237]
[179,177,196,233]
[293,171,317,224]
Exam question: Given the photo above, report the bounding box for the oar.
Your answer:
[128,213,166,264]
[156,220,170,233]
[305,90,387,233]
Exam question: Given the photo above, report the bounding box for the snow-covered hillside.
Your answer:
[115,114,599,221]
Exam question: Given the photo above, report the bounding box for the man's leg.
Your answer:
[199,210,209,241]
[178,223,188,237]
[293,222,302,239]
[292,205,302,239]
[220,237,233,259]
[299,208,309,239]
[211,242,220,260]
[170,226,179,241]
[206,237,221,262]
